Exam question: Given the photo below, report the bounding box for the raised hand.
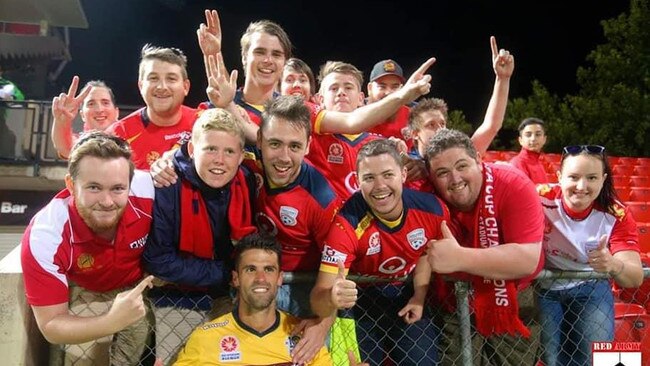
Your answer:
[331,260,358,309]
[108,275,154,331]
[491,36,514,78]
[399,57,436,103]
[426,221,464,274]
[52,76,91,123]
[206,53,238,108]
[197,9,222,56]
[587,234,616,273]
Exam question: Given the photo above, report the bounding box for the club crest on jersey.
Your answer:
[279,206,299,226]
[77,253,94,270]
[327,143,344,164]
[407,228,427,250]
[366,232,381,255]
[219,335,241,361]
[146,151,161,167]
[322,244,347,265]
[286,334,301,355]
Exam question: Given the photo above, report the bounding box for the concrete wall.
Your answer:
[0,246,50,366]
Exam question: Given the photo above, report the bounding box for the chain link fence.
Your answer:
[47,268,650,365]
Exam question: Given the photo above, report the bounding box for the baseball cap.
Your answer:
[369,59,405,83]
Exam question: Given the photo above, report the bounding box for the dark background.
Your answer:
[58,0,629,124]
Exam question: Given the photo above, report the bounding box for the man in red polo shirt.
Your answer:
[21,131,155,365]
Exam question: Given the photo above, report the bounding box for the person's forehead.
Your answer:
[322,72,359,88]
[239,249,279,266]
[141,59,183,75]
[359,154,398,171]
[76,156,130,177]
[431,147,471,165]
[522,123,544,133]
[85,87,113,102]
[262,117,308,141]
[372,74,403,85]
[249,31,284,52]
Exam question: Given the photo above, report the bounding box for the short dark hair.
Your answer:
[232,232,282,271]
[240,20,293,61]
[424,128,478,162]
[83,80,116,105]
[408,97,449,132]
[139,44,188,80]
[260,95,311,139]
[356,138,403,170]
[283,58,316,96]
[518,117,545,134]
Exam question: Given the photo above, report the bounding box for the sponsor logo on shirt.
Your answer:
[321,244,347,265]
[286,334,301,355]
[201,319,229,330]
[378,256,409,276]
[366,232,381,255]
[164,132,186,141]
[279,206,299,226]
[327,143,344,164]
[407,228,427,250]
[345,171,360,194]
[219,335,241,361]
[129,234,148,249]
[256,212,278,236]
[146,151,161,167]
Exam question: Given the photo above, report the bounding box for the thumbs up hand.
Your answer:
[426,221,464,274]
[331,260,358,309]
[587,235,615,273]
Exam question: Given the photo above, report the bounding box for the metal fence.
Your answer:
[47,268,650,366]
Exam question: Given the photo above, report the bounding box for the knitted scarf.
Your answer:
[471,163,530,337]
[179,168,255,259]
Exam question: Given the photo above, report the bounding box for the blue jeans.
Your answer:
[538,279,614,366]
[350,282,439,365]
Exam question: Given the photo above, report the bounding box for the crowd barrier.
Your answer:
[40,268,650,366]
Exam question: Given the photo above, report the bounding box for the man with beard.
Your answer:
[20,131,155,365]
[174,233,334,365]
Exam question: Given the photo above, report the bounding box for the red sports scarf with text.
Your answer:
[471,163,530,337]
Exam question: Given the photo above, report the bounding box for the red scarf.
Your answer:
[470,163,530,337]
[179,168,256,259]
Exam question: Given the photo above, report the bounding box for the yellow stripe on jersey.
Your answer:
[127,132,143,144]
[313,110,326,134]
[355,213,375,239]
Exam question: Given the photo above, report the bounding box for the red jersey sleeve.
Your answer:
[609,203,640,254]
[318,216,358,275]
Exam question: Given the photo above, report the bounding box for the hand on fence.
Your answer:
[291,317,331,365]
[52,76,91,123]
[426,220,464,274]
[331,260,358,309]
[397,296,424,324]
[107,275,153,331]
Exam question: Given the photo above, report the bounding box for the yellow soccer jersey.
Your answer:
[174,309,332,365]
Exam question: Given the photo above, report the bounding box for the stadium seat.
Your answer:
[545,162,560,174]
[547,173,558,184]
[542,153,562,163]
[502,151,518,161]
[630,175,650,188]
[629,187,650,202]
[627,202,650,223]
[481,150,503,163]
[633,165,650,177]
[612,164,635,176]
[612,175,630,187]
[616,186,631,201]
[618,156,638,166]
[614,313,650,352]
[636,157,650,167]
[614,302,646,318]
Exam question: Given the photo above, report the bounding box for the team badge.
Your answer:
[256,212,278,236]
[219,335,241,362]
[327,143,344,164]
[407,228,427,250]
[279,206,299,226]
[77,253,94,270]
[383,61,396,72]
[146,151,161,167]
[286,334,301,355]
[321,244,347,265]
[366,232,381,255]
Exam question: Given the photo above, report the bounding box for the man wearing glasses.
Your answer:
[423,128,544,366]
[20,131,155,365]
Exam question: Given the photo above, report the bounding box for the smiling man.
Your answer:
[107,44,201,169]
[21,131,155,365]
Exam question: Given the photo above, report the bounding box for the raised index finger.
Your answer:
[490,36,498,58]
[408,57,436,83]
[128,275,154,297]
